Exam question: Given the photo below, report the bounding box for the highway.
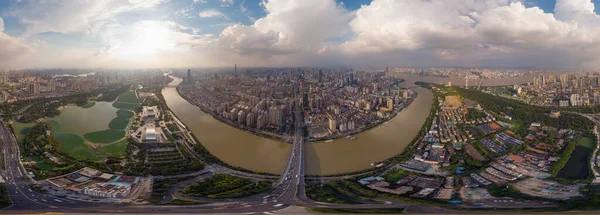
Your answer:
[272,97,307,204]
[0,97,438,214]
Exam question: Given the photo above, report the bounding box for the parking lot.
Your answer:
[513,178,583,200]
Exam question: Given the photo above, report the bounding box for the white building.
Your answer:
[142,106,160,120]
[83,183,131,198]
[570,94,583,106]
[143,126,157,142]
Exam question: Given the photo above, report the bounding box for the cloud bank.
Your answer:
[5,0,600,69]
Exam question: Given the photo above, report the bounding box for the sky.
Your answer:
[1,0,600,69]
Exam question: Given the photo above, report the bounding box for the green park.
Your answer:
[14,89,142,163]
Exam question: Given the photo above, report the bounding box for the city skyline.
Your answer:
[1,0,600,69]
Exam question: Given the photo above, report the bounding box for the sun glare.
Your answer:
[116,21,175,60]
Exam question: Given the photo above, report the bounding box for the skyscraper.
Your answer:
[28,82,39,94]
[302,93,309,110]
[235,64,237,73]
[187,69,192,83]
[385,67,389,78]
[49,79,56,92]
[318,69,323,82]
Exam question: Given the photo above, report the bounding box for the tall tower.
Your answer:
[235,64,237,73]
[465,77,468,88]
[385,67,389,77]
[187,69,191,83]
[318,69,323,82]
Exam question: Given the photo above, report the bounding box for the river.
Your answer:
[162,76,436,175]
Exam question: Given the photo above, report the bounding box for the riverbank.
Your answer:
[176,85,293,144]
[176,84,419,145]
[157,85,280,177]
[310,90,417,143]
[164,76,434,175]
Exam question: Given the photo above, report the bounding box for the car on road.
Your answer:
[53,199,64,203]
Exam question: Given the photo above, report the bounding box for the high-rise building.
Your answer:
[2,91,7,102]
[385,67,389,77]
[246,112,255,127]
[268,106,283,127]
[328,116,337,133]
[256,115,265,129]
[570,94,583,106]
[237,110,246,124]
[318,69,323,82]
[27,82,39,94]
[541,74,546,85]
[48,79,56,92]
[187,69,192,83]
[302,92,309,110]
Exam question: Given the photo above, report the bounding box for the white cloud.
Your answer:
[193,0,208,3]
[0,17,35,67]
[555,0,599,24]
[331,0,600,68]
[9,0,600,69]
[198,9,227,18]
[7,0,169,36]
[218,0,353,56]
[240,2,247,12]
[176,5,195,18]
[220,0,234,7]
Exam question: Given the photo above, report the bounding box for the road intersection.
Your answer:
[0,100,431,214]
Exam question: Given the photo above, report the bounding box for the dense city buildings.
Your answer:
[480,72,600,107]
[3,67,600,214]
[178,68,415,141]
[391,68,528,79]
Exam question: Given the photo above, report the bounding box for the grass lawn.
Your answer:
[29,156,56,171]
[12,122,35,141]
[54,132,102,161]
[305,182,360,204]
[83,129,125,143]
[577,137,595,148]
[0,184,10,209]
[383,169,408,183]
[109,109,134,130]
[108,117,130,130]
[113,101,140,111]
[116,109,134,118]
[80,102,95,108]
[182,174,271,199]
[117,90,142,103]
[99,139,127,157]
